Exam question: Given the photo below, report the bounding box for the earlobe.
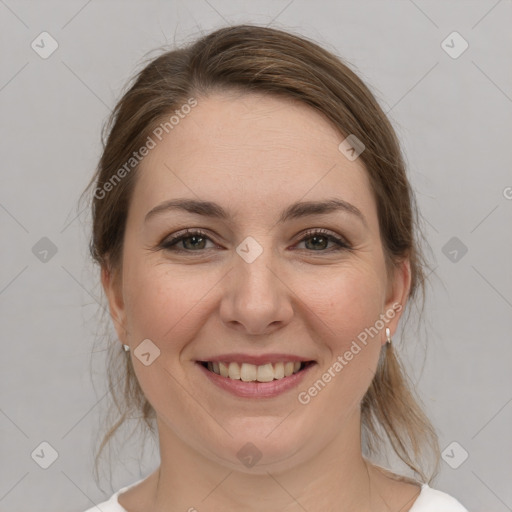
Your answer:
[101,265,127,343]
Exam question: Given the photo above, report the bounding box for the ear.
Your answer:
[101,264,128,345]
[382,258,411,345]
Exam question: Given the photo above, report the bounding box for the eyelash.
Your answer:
[158,228,351,254]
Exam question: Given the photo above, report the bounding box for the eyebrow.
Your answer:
[144,197,368,228]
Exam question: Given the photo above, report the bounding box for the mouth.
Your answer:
[199,360,314,382]
[196,359,316,398]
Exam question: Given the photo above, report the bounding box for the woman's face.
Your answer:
[103,90,410,472]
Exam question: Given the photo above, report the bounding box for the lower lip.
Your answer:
[196,362,315,398]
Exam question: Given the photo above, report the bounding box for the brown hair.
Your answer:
[81,24,440,486]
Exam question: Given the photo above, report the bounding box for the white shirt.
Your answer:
[83,478,469,511]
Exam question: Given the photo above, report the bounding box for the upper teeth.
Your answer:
[206,361,302,382]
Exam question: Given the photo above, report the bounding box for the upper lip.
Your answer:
[197,353,315,365]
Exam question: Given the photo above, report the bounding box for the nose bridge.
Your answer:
[220,235,293,334]
[234,239,281,305]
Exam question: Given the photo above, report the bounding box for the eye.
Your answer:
[159,229,215,252]
[157,228,352,253]
[295,228,351,252]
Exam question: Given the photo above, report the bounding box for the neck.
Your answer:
[149,410,387,512]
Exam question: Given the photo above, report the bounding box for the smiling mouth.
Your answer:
[199,361,315,382]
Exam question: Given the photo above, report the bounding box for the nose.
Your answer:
[219,247,294,336]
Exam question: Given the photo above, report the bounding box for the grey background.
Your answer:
[1,1,511,511]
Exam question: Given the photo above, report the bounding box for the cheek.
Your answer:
[295,282,384,424]
[120,260,217,433]
[301,265,385,397]
[122,258,211,344]
[120,253,236,428]
[309,264,385,346]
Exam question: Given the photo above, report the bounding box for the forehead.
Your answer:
[131,91,378,229]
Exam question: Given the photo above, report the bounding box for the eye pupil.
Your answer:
[306,235,328,251]
[184,235,206,250]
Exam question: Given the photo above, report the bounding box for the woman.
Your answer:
[82,24,468,512]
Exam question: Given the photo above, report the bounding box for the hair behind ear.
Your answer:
[361,343,440,483]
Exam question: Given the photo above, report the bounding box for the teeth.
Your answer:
[228,362,241,379]
[257,363,274,382]
[206,361,306,381]
[219,362,229,377]
[274,362,284,379]
[240,363,257,382]
[284,362,294,377]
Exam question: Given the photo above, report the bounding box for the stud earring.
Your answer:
[385,327,392,345]
[122,344,130,352]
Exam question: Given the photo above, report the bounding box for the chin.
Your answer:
[205,419,314,474]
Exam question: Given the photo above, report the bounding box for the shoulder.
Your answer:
[410,483,469,512]
[82,472,157,512]
[81,476,148,512]
[82,490,126,512]
[369,464,468,512]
